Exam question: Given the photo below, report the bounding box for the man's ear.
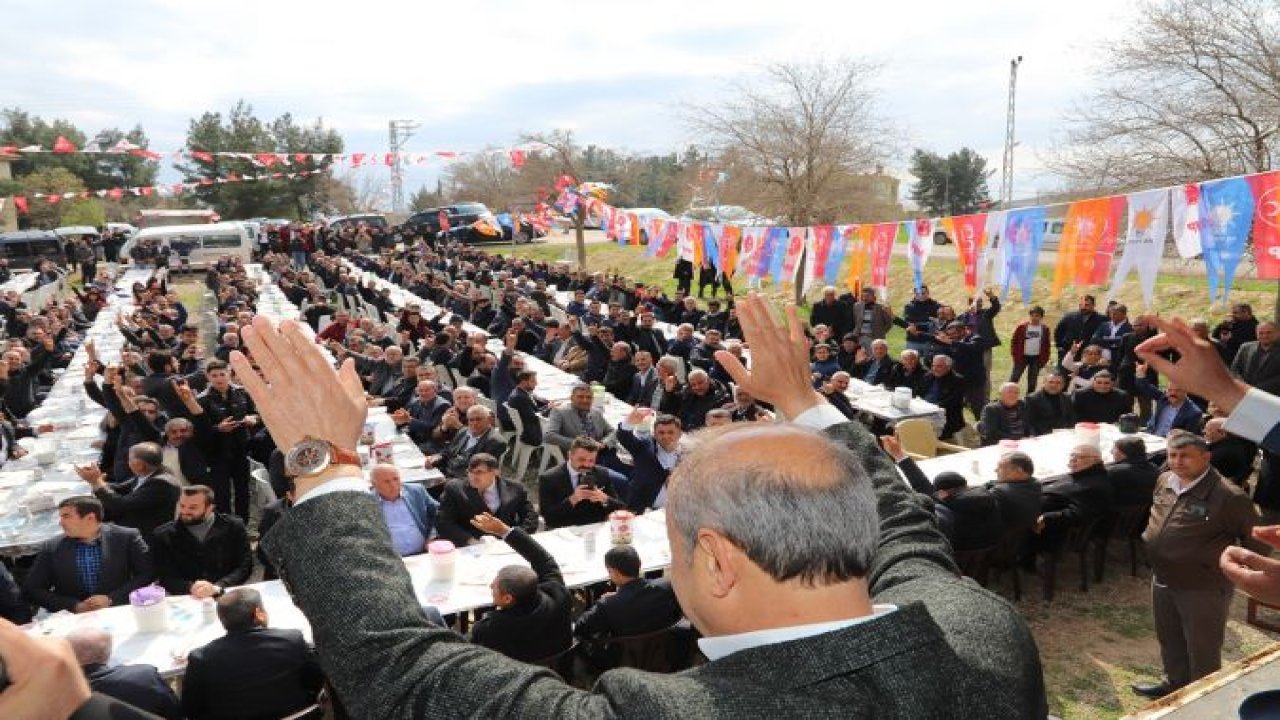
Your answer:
[697,529,742,599]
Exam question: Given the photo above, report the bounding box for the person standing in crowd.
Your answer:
[1091,303,1133,370]
[1132,433,1263,699]
[851,288,894,351]
[1231,320,1280,395]
[810,286,854,341]
[1214,303,1259,363]
[1054,294,1104,369]
[1009,306,1051,394]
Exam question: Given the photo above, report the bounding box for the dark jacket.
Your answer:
[505,386,545,446]
[84,662,182,720]
[886,362,927,396]
[0,562,30,624]
[1054,309,1104,355]
[261,418,1048,720]
[256,498,291,580]
[851,357,894,387]
[918,371,966,438]
[150,513,253,595]
[1107,459,1161,507]
[1211,435,1259,486]
[658,380,729,431]
[1025,389,1076,436]
[938,488,1004,551]
[182,627,324,720]
[22,524,154,612]
[987,480,1043,536]
[616,426,675,513]
[1231,341,1280,395]
[435,477,539,546]
[575,578,683,639]
[438,428,508,480]
[93,473,181,543]
[1071,388,1132,424]
[538,465,628,529]
[1135,377,1203,435]
[470,528,573,662]
[1040,464,1114,529]
[978,400,1031,446]
[809,299,854,340]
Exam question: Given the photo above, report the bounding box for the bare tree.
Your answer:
[443,149,520,210]
[684,57,897,301]
[522,129,589,269]
[1048,0,1279,190]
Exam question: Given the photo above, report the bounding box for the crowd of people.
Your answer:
[0,227,1277,718]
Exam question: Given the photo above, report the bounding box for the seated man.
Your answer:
[427,405,509,480]
[986,452,1042,536]
[575,544,683,640]
[468,512,573,663]
[820,372,858,420]
[1107,435,1161,507]
[545,383,614,452]
[78,442,181,543]
[151,485,252,598]
[1025,372,1076,436]
[68,627,181,720]
[851,339,894,387]
[22,497,154,613]
[617,408,685,513]
[931,474,1004,551]
[393,380,452,449]
[658,369,729,431]
[919,354,966,439]
[435,453,539,546]
[539,437,628,529]
[1072,371,1132,424]
[1033,444,1114,550]
[978,383,1031,446]
[371,463,439,557]
[182,588,324,720]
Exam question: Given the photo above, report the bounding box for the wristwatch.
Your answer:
[284,436,362,477]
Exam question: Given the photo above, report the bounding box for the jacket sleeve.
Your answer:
[978,404,1001,446]
[538,472,575,529]
[214,520,253,589]
[21,545,78,612]
[109,530,155,605]
[895,458,936,497]
[434,487,475,546]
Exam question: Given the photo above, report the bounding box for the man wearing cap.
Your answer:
[1132,432,1263,699]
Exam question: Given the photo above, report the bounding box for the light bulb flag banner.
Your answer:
[1108,188,1170,307]
[824,225,848,287]
[1053,196,1123,299]
[949,214,988,294]
[1246,170,1280,280]
[1198,176,1255,303]
[906,218,934,291]
[1001,207,1047,303]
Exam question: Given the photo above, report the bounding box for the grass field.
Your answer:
[499,240,1280,719]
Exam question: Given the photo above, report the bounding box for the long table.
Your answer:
[28,510,672,678]
[915,424,1168,487]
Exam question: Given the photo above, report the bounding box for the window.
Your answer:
[201,233,242,249]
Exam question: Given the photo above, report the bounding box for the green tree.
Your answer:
[908,147,992,216]
[408,185,443,212]
[18,167,88,229]
[176,100,343,219]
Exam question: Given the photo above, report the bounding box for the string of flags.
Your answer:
[0,136,530,170]
[4,168,331,215]
[555,169,1280,307]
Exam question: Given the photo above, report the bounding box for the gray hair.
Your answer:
[933,354,954,368]
[67,627,112,666]
[900,349,919,361]
[495,565,538,602]
[668,424,878,585]
[129,442,164,469]
[164,417,193,433]
[453,386,479,400]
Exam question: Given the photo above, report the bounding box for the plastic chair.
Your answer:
[986,527,1029,601]
[502,403,539,479]
[599,623,687,673]
[894,418,967,460]
[1039,518,1102,602]
[531,640,578,681]
[1092,504,1151,582]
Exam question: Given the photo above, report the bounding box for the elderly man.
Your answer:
[546,382,614,452]
[151,485,252,598]
[370,464,439,557]
[1025,372,1076,436]
[986,452,1042,536]
[1230,320,1280,395]
[810,285,854,340]
[919,354,966,439]
[429,386,481,451]
[1134,363,1203,436]
[851,288,894,351]
[978,383,1031,446]
[538,437,628,529]
[628,350,660,408]
[1033,444,1113,550]
[427,405,508,480]
[1107,435,1161,507]
[1132,433,1263,699]
[435,453,539,546]
[394,380,452,449]
[159,416,209,487]
[68,628,181,720]
[887,349,927,395]
[659,368,729,431]
[22,497,154,613]
[77,442,180,543]
[603,341,638,400]
[852,339,893,386]
[820,371,858,420]
[1071,371,1132,424]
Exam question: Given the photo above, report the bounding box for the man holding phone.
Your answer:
[191,360,259,521]
[538,437,628,529]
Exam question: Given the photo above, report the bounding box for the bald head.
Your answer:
[67,627,113,666]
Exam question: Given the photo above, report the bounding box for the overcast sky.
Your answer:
[3,0,1133,207]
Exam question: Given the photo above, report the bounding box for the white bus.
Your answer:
[118,222,253,270]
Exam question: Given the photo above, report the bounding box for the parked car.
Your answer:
[404,202,499,243]
[0,230,66,270]
[683,205,775,226]
[328,213,388,232]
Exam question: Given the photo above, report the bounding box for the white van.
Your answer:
[118,222,253,270]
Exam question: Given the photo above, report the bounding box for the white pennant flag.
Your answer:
[1170,183,1202,258]
[1108,188,1170,307]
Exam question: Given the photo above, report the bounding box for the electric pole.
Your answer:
[1000,56,1023,207]
[388,119,420,214]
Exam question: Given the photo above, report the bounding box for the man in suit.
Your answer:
[1054,293,1105,368]
[68,627,181,720]
[246,296,1046,719]
[1091,303,1133,370]
[539,437,628,529]
[978,382,1032,446]
[22,497,154,613]
[576,544,685,670]
[467,512,573,663]
[157,417,209,487]
[150,485,252,598]
[393,380,452,449]
[851,339,894,386]
[1133,433,1264,698]
[435,453,539,546]
[1108,435,1161,507]
[628,351,661,407]
[919,354,966,438]
[426,405,508,479]
[504,369,547,447]
[371,463,439,556]
[617,408,685,513]
[631,311,668,360]
[182,588,324,720]
[931,474,1004,551]
[1230,321,1280,395]
[76,441,180,543]
[1134,365,1203,436]
[1025,372,1076,436]
[986,452,1042,536]
[1033,444,1114,552]
[809,286,854,343]
[546,382,614,452]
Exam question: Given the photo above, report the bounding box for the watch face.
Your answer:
[287,439,330,476]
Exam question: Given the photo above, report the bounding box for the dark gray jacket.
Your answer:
[264,420,1046,719]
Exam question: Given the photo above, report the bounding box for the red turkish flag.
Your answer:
[172,184,185,195]
[108,188,125,199]
[129,149,161,161]
[1247,170,1280,279]
[13,196,28,214]
[254,153,278,167]
[52,135,77,154]
[190,151,214,163]
[0,146,16,155]
[384,153,396,166]
[351,153,366,167]
[554,174,575,192]
[140,187,154,196]
[294,153,310,164]
[45,194,61,205]
[509,150,526,169]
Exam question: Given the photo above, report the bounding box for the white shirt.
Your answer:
[1022,323,1043,357]
[699,605,898,661]
[1168,468,1211,496]
[162,446,189,487]
[1224,388,1280,446]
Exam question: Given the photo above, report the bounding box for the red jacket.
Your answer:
[1010,321,1053,364]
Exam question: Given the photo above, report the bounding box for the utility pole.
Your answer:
[388,119,420,214]
[1000,56,1023,207]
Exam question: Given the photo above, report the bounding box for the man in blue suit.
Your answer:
[370,464,439,556]
[1135,364,1203,436]
[616,408,684,513]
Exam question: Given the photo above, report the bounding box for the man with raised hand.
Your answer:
[215,299,1044,718]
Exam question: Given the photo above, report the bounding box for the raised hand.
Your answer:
[1135,316,1247,413]
[1221,538,1280,605]
[879,435,907,461]
[712,293,825,420]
